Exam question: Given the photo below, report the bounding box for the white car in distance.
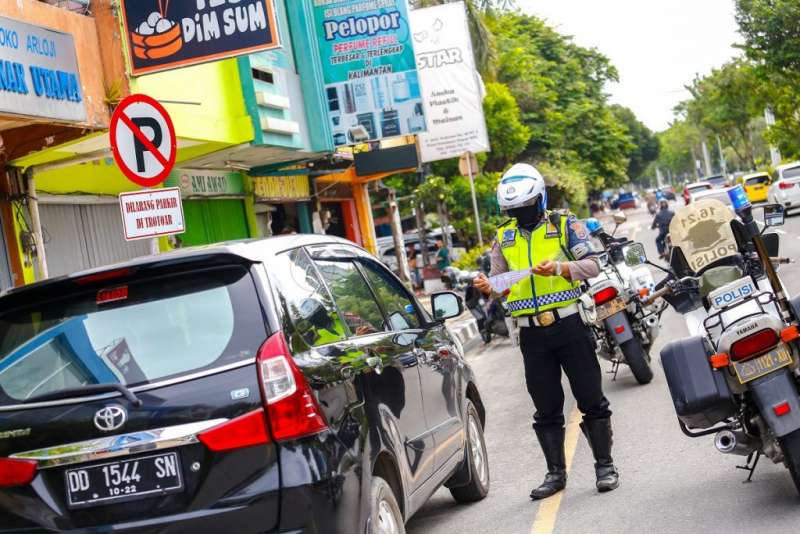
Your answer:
[768,162,800,213]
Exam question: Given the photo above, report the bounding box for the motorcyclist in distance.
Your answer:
[651,199,675,261]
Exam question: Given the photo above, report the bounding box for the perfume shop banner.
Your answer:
[309,0,426,145]
[410,2,489,163]
[120,0,280,76]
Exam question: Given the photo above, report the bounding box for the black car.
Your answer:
[0,235,489,533]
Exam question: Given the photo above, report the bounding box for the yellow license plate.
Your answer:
[733,346,792,384]
[595,297,627,322]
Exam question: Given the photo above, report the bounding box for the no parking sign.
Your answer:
[110,94,177,187]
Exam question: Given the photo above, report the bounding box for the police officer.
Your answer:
[474,164,619,500]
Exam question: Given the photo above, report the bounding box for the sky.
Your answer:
[519,0,741,132]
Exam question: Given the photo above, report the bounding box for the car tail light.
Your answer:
[75,268,133,285]
[257,332,328,441]
[730,329,779,361]
[593,287,619,306]
[198,409,270,452]
[779,182,795,190]
[0,458,37,487]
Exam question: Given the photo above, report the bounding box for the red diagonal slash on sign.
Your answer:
[110,94,177,188]
[118,112,169,169]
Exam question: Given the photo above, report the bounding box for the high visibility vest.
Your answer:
[497,214,582,317]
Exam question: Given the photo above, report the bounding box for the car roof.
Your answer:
[743,172,770,179]
[692,187,733,203]
[776,162,800,171]
[0,234,362,300]
[687,181,712,188]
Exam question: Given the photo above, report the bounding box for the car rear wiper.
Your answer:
[25,383,143,406]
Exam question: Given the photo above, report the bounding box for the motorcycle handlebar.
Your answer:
[643,285,673,306]
[771,257,794,265]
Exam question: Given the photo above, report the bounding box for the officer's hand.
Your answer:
[533,260,557,277]
[474,273,492,296]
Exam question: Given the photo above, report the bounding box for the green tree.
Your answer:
[482,82,531,171]
[679,60,763,169]
[610,105,660,181]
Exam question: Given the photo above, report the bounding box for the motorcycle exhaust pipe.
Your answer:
[714,430,759,456]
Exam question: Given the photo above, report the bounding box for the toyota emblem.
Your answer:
[94,406,127,432]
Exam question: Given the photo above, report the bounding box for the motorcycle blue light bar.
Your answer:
[728,184,751,212]
[586,218,602,236]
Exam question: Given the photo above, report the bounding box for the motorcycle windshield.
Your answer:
[669,198,738,272]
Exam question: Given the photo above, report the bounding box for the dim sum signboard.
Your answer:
[119,0,281,76]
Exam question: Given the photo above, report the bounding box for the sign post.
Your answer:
[459,152,483,247]
[111,94,180,253]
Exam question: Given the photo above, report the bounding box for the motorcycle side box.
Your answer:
[660,336,736,429]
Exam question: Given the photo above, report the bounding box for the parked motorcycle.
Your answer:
[464,252,509,343]
[441,266,475,292]
[645,190,800,494]
[584,213,663,384]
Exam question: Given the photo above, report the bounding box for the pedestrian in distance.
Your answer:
[473,163,620,500]
[435,238,451,272]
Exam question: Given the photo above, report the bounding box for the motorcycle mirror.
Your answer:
[622,242,647,267]
[612,211,627,225]
[762,204,786,228]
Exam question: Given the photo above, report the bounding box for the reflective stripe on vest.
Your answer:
[497,214,582,316]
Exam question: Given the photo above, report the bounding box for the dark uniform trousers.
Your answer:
[520,314,611,429]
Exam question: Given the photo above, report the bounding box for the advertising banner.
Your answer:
[253,175,311,201]
[309,0,426,146]
[0,15,86,122]
[119,0,280,76]
[166,169,245,197]
[410,2,490,163]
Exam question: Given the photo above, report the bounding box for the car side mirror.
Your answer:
[763,204,785,227]
[622,242,647,267]
[612,211,627,225]
[431,291,463,321]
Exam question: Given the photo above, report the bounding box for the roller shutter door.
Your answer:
[39,204,151,278]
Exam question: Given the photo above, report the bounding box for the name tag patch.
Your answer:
[501,228,517,247]
[545,223,560,238]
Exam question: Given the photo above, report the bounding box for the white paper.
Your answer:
[489,269,532,293]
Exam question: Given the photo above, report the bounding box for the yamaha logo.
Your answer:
[94,406,128,432]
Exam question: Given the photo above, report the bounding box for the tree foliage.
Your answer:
[610,105,660,181]
[482,82,531,171]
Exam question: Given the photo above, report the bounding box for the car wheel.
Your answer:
[368,476,405,534]
[449,400,490,503]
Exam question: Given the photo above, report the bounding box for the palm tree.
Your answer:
[410,0,515,78]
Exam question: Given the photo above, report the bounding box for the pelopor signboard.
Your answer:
[308,0,426,146]
[119,0,280,76]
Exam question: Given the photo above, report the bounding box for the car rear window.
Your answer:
[0,266,266,405]
[688,184,712,192]
[783,167,800,179]
[745,175,769,185]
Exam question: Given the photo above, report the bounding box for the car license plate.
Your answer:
[595,297,626,322]
[733,346,793,384]
[65,452,183,509]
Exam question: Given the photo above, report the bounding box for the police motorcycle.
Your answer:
[645,189,800,494]
[581,213,662,385]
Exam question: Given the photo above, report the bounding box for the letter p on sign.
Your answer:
[110,94,177,188]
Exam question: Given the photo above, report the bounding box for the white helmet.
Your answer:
[497,163,547,213]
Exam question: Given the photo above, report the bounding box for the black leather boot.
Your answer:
[530,426,567,500]
[580,418,619,492]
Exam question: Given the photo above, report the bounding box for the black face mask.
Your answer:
[509,204,543,230]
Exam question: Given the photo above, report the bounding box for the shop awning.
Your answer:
[315,165,415,184]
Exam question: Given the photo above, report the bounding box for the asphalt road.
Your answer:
[407,202,800,534]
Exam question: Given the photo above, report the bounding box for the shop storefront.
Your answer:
[315,181,361,244]
[252,174,313,236]
[166,169,253,246]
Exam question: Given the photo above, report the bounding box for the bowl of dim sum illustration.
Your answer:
[131,8,183,60]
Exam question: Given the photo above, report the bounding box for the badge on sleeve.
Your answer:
[570,220,589,240]
[545,223,560,238]
[501,228,517,247]
[570,242,591,259]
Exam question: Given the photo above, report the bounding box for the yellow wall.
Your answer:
[131,60,255,144]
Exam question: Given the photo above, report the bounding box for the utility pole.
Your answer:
[716,135,728,177]
[765,107,783,167]
[691,146,701,179]
[388,189,410,282]
[701,139,713,176]
[416,166,430,268]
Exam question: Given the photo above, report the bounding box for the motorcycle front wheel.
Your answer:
[620,338,654,385]
[779,429,800,497]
